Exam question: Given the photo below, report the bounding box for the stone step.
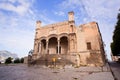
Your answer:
[33,54,74,66]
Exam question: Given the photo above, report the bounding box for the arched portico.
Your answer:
[38,34,69,55]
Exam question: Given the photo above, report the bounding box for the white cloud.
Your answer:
[0,0,34,16]
[83,0,120,19]
[38,13,56,25]
[59,0,81,9]
[0,0,36,57]
[54,11,65,16]
[30,9,57,25]
[8,0,16,3]
[58,0,120,23]
[0,29,34,48]
[0,29,35,57]
[0,16,35,57]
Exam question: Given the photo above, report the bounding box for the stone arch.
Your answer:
[39,36,46,42]
[48,34,58,40]
[60,36,68,54]
[48,37,58,54]
[36,36,47,55]
[41,39,46,54]
[59,33,68,39]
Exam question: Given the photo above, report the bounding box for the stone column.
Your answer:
[67,38,70,54]
[37,42,41,58]
[38,42,41,56]
[57,40,60,54]
[46,40,49,54]
[36,42,39,59]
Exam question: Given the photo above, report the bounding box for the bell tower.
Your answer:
[68,11,74,22]
[68,11,77,53]
[36,20,41,28]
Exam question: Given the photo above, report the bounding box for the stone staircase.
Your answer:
[31,54,74,66]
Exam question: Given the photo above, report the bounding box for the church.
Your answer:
[30,11,106,66]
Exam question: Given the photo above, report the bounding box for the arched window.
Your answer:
[70,25,73,32]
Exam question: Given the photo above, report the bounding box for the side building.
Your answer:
[31,11,106,66]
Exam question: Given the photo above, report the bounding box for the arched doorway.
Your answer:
[48,37,57,54]
[41,39,46,54]
[60,36,68,54]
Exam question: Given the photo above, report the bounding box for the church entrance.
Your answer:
[48,37,57,54]
[60,36,68,54]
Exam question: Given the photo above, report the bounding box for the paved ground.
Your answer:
[109,61,120,80]
[0,64,114,80]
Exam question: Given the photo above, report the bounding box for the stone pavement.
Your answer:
[109,61,120,80]
[0,64,114,80]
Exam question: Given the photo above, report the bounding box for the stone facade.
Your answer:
[31,11,106,66]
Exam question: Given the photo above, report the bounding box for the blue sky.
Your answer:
[0,0,120,60]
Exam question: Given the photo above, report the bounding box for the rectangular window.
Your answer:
[87,42,91,50]
[71,25,73,32]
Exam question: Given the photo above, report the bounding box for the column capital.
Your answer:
[46,38,49,42]
[57,38,60,41]
[46,40,49,43]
